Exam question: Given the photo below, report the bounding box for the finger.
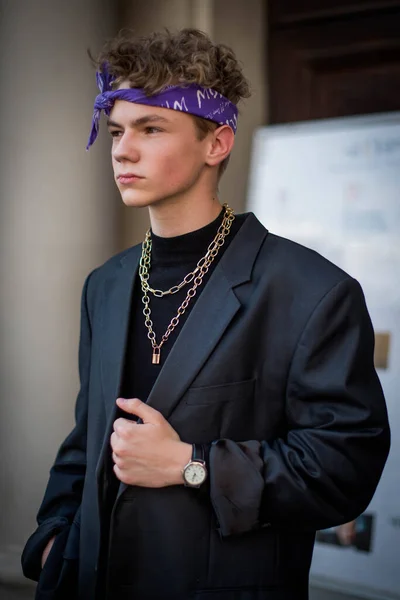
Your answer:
[112,451,121,465]
[113,463,129,485]
[110,432,127,456]
[116,397,164,424]
[113,417,135,437]
[113,463,121,479]
[110,431,117,450]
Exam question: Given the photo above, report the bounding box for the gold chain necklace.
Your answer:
[140,204,235,364]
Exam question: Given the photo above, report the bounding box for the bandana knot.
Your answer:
[94,94,115,113]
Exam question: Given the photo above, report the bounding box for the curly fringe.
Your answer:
[92,28,251,104]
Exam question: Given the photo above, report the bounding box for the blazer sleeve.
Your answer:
[21,269,96,581]
[208,277,391,537]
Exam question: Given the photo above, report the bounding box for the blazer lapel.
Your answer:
[146,265,240,418]
[146,213,268,419]
[100,246,141,415]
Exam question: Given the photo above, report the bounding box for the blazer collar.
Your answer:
[119,212,267,286]
[217,212,267,287]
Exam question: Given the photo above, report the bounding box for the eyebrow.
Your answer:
[106,114,170,129]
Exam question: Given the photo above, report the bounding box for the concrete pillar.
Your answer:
[0,0,119,582]
[214,0,268,214]
[192,0,214,37]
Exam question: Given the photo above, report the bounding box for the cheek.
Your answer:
[155,146,200,187]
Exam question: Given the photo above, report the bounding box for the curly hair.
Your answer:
[95,28,251,103]
[93,29,250,174]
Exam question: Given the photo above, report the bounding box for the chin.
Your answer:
[121,197,152,208]
[119,189,155,208]
[119,188,179,209]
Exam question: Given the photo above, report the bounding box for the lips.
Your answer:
[117,174,143,184]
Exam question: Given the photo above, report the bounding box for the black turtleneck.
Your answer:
[121,209,248,403]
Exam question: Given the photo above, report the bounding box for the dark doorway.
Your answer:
[268,0,400,123]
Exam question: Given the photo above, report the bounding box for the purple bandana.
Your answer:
[86,65,238,149]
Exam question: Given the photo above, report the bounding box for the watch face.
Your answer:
[184,462,207,486]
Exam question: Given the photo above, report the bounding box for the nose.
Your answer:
[112,131,140,163]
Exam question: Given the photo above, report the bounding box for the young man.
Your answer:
[22,29,390,600]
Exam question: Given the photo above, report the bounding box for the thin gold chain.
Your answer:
[141,238,200,298]
[140,204,235,364]
[139,206,233,297]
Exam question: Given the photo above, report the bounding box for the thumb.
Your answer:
[116,397,163,424]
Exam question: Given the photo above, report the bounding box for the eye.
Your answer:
[109,130,122,138]
[144,126,162,134]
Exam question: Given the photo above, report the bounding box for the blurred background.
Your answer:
[0,1,399,599]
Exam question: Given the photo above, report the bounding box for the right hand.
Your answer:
[41,536,56,568]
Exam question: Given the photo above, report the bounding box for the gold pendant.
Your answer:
[152,348,161,365]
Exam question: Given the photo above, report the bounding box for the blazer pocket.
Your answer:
[35,515,80,600]
[185,379,256,406]
[21,516,69,582]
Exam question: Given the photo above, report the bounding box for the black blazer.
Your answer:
[22,214,390,600]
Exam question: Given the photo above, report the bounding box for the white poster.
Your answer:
[247,113,400,600]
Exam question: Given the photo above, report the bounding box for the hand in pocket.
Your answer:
[41,536,56,568]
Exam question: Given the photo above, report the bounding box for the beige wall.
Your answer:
[214,0,268,214]
[0,0,119,583]
[119,0,268,248]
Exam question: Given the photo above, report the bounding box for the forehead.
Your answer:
[110,80,199,131]
[108,100,177,123]
[109,100,199,134]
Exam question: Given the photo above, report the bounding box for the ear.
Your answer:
[205,125,235,167]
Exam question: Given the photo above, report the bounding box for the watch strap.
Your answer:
[192,443,205,463]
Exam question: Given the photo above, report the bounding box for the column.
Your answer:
[0,0,119,583]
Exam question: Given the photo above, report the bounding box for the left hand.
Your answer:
[111,398,192,487]
[336,521,357,546]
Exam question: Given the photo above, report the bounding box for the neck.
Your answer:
[148,195,223,238]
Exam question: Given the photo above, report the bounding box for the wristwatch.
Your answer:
[182,444,208,488]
